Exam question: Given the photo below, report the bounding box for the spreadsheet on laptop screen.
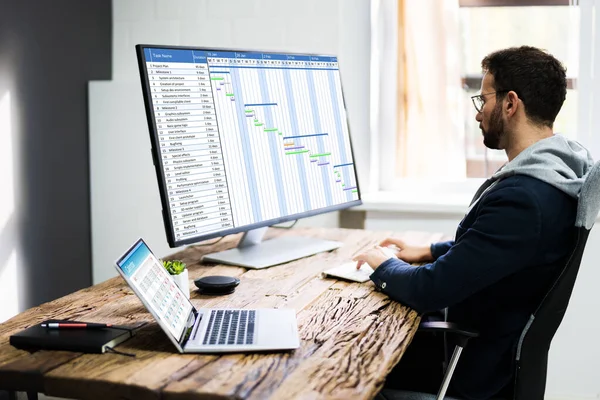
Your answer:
[116,240,193,340]
[140,47,360,244]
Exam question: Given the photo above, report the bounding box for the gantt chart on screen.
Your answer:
[142,48,359,242]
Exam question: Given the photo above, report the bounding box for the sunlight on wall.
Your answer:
[0,250,18,322]
[0,91,19,322]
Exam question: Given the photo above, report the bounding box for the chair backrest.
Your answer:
[511,160,600,400]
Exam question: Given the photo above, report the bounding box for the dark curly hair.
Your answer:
[481,46,567,128]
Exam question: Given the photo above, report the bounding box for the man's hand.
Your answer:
[353,246,397,270]
[379,237,434,263]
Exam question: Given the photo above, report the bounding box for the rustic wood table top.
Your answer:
[0,228,446,400]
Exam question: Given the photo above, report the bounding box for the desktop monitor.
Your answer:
[136,44,362,269]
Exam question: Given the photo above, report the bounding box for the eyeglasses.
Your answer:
[471,91,507,113]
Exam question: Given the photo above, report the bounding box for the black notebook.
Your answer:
[9,320,134,354]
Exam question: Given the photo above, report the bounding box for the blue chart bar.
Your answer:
[333,162,354,168]
[283,133,328,140]
[244,103,278,107]
[210,71,230,74]
[343,186,357,191]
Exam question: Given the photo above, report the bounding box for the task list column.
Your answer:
[145,49,233,242]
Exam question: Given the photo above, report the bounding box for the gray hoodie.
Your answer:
[470,134,595,226]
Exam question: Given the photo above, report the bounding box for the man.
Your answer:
[355,46,594,399]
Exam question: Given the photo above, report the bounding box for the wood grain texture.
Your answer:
[0,228,447,400]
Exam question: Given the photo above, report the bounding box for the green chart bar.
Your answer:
[245,110,254,113]
[310,152,331,158]
[286,150,310,155]
[211,77,224,81]
[226,93,234,97]
[264,128,278,132]
[255,123,264,126]
[351,189,358,193]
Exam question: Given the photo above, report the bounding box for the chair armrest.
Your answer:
[420,310,446,322]
[411,322,479,398]
[419,321,479,338]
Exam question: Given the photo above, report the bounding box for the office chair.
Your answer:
[379,160,600,400]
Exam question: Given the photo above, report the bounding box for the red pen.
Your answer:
[41,322,112,329]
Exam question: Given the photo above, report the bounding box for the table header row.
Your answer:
[143,48,338,64]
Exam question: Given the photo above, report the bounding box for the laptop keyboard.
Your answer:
[202,310,256,346]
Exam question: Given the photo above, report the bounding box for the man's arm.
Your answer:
[430,241,455,260]
[369,185,542,314]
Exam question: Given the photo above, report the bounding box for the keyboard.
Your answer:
[321,262,375,283]
[202,310,255,346]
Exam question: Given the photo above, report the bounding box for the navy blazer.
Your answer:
[371,175,577,399]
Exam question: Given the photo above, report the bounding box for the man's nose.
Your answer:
[475,112,482,122]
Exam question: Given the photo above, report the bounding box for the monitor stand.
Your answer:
[201,227,343,269]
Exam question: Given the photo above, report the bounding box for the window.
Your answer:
[459,1,579,177]
[371,0,587,191]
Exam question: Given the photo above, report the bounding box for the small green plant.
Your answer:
[162,259,186,275]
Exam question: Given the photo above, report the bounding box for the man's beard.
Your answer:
[482,103,504,150]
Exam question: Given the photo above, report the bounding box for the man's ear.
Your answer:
[505,90,519,117]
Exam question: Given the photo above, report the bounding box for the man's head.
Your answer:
[473,46,567,150]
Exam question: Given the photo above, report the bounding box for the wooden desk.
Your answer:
[0,228,445,400]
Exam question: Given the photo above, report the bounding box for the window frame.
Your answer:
[373,0,588,193]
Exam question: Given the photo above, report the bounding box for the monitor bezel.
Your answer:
[136,44,363,248]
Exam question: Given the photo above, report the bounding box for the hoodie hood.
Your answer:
[491,134,593,198]
[469,135,594,208]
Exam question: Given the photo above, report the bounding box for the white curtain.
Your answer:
[371,0,466,185]
[577,0,600,160]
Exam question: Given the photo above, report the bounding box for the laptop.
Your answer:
[115,238,300,353]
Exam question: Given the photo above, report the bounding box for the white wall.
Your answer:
[547,226,600,399]
[0,88,19,323]
[90,0,371,284]
[365,210,600,400]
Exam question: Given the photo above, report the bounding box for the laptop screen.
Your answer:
[116,239,196,343]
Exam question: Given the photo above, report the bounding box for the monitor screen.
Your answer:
[136,45,361,248]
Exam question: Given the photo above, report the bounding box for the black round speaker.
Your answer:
[194,275,240,295]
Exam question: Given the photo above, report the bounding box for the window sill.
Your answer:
[357,178,482,215]
[356,185,600,222]
[356,190,471,215]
